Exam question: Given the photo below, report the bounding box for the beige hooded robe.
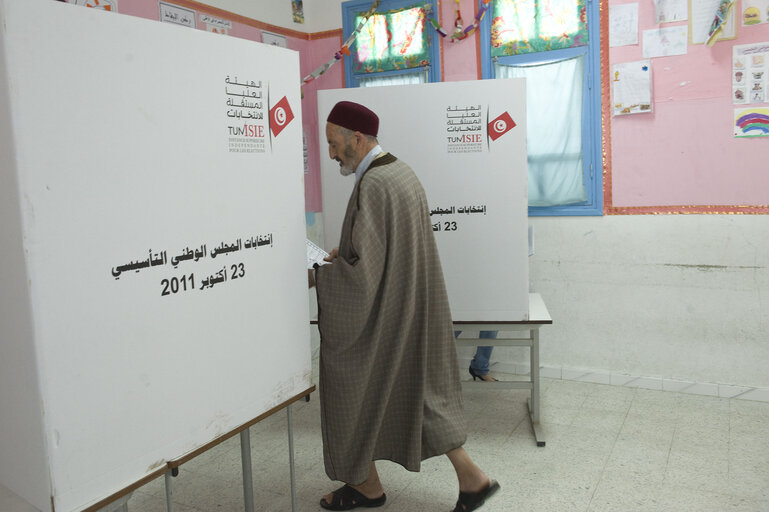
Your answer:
[315,154,466,485]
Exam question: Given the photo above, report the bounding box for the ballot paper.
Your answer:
[306,239,330,269]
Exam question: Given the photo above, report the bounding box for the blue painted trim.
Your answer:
[478,0,603,216]
[342,0,442,88]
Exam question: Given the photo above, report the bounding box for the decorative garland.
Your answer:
[427,0,491,43]
[300,0,380,91]
[300,0,490,93]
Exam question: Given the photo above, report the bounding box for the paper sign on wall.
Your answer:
[733,42,769,104]
[613,60,653,115]
[655,0,688,23]
[690,0,737,44]
[742,0,769,25]
[610,3,639,47]
[643,26,688,57]
[74,0,117,10]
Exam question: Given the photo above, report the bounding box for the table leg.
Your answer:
[164,469,174,512]
[287,405,297,512]
[529,328,545,447]
[240,429,255,512]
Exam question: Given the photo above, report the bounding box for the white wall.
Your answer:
[485,215,769,392]
[201,0,344,32]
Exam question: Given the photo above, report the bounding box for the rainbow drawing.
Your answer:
[734,108,769,137]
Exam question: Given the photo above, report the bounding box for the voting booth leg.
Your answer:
[528,328,546,447]
[287,405,297,512]
[164,469,175,512]
[240,429,255,512]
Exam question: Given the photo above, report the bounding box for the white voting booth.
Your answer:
[0,1,311,510]
[317,79,552,448]
[318,81,529,321]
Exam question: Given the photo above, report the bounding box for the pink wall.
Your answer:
[301,37,345,212]
[439,0,482,82]
[608,0,769,210]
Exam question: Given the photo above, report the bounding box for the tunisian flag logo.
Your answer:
[488,111,516,141]
[269,96,294,137]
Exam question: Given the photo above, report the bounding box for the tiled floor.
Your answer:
[3,373,769,512]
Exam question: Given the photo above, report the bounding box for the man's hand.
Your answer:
[324,247,339,262]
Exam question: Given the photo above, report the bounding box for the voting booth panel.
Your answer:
[0,1,311,510]
[318,81,529,322]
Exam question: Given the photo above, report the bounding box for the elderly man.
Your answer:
[309,101,498,512]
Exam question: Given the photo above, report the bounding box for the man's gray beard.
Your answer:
[339,164,355,176]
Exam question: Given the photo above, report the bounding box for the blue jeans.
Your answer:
[454,330,497,376]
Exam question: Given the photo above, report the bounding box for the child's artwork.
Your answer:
[292,0,304,24]
[733,42,769,104]
[613,60,653,115]
[742,0,769,25]
[734,107,769,136]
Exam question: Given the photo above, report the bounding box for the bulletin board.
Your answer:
[606,0,769,213]
[0,1,311,510]
[318,80,530,322]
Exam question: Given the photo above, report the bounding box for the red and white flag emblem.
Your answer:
[269,96,294,137]
[488,111,516,141]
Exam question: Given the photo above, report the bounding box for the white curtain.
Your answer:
[495,56,587,207]
[358,69,428,87]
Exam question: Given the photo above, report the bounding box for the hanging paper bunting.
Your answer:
[300,0,380,93]
[427,0,491,43]
[299,0,489,95]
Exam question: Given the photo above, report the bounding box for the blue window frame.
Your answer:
[342,0,441,88]
[479,0,603,216]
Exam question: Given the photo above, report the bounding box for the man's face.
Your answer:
[326,123,358,176]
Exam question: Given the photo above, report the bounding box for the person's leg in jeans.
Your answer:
[469,331,497,381]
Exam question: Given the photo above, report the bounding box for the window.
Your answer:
[342,0,441,88]
[479,0,603,216]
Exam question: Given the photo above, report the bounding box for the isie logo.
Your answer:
[228,125,265,137]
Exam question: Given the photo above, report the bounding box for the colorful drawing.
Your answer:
[706,0,736,45]
[292,0,304,24]
[734,107,769,137]
[741,0,769,25]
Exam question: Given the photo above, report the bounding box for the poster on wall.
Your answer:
[73,0,117,11]
[655,0,688,23]
[690,0,737,43]
[262,31,288,47]
[733,42,769,104]
[201,13,231,34]
[742,0,769,25]
[643,25,688,57]
[609,3,639,47]
[734,107,769,136]
[613,60,653,115]
[318,80,529,322]
[292,0,304,23]
[159,1,195,27]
